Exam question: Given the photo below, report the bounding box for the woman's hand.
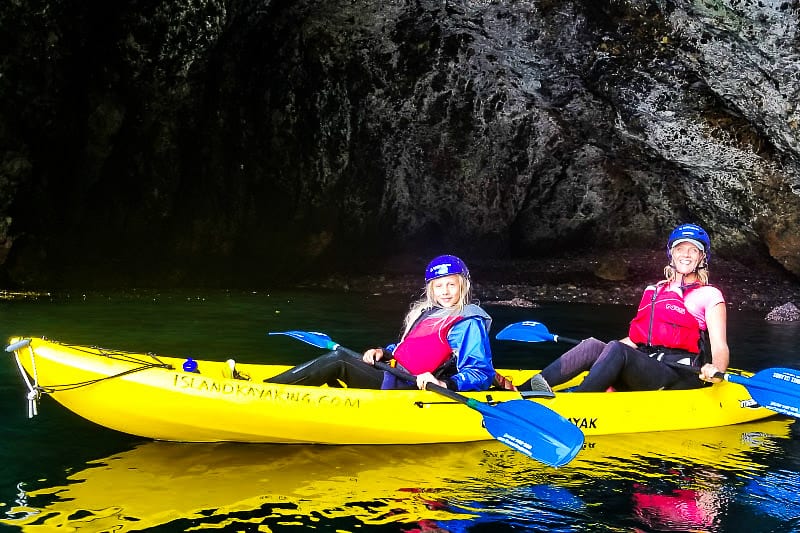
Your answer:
[362,348,384,365]
[699,363,723,383]
[416,372,445,390]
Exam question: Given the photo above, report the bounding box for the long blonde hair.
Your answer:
[401,275,472,337]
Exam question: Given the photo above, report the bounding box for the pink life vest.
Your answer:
[392,311,463,375]
[628,282,702,353]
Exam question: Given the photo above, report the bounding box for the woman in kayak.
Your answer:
[520,223,728,393]
[266,254,496,391]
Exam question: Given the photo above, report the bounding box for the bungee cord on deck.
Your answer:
[6,338,173,418]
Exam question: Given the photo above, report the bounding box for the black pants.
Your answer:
[541,339,703,392]
[265,348,385,389]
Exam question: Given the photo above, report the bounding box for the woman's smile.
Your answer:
[671,242,703,273]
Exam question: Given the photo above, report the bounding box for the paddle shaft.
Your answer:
[335,345,470,404]
[500,324,704,372]
[553,335,581,345]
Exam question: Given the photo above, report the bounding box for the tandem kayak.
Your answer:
[6,337,780,443]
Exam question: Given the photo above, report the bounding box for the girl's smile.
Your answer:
[431,274,462,308]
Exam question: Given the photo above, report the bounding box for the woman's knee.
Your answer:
[582,338,606,352]
[598,340,630,362]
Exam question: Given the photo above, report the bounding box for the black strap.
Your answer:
[637,344,702,367]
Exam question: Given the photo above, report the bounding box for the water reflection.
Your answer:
[2,418,793,532]
[631,471,724,531]
[743,469,800,524]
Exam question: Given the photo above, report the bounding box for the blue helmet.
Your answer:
[425,255,470,283]
[667,224,711,261]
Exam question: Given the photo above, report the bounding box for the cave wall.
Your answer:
[1,0,798,287]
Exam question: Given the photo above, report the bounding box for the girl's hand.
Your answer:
[362,348,384,365]
[699,363,722,383]
[416,372,445,390]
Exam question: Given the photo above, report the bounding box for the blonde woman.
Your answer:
[268,255,495,391]
[520,224,729,393]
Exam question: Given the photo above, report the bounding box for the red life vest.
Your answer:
[628,282,702,353]
[392,311,463,375]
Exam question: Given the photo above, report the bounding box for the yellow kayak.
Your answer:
[6,336,778,442]
[1,418,793,531]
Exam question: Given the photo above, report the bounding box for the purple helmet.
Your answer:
[425,255,470,283]
[667,223,711,261]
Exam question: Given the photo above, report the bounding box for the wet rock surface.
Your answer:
[303,250,800,313]
[765,302,800,322]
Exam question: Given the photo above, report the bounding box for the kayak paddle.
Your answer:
[496,321,580,345]
[719,368,800,419]
[496,320,800,420]
[269,330,584,467]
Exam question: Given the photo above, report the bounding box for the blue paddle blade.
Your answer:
[269,331,337,351]
[726,368,800,419]
[466,397,584,467]
[496,321,556,343]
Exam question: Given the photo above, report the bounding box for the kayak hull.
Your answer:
[7,337,777,442]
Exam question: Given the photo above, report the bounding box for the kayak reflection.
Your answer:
[2,418,793,531]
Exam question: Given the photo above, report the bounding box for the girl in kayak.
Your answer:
[520,223,728,393]
[266,254,496,391]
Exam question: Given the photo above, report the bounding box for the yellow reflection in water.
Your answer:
[1,418,793,531]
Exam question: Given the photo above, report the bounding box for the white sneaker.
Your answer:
[520,373,554,398]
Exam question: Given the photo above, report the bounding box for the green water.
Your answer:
[1,289,799,531]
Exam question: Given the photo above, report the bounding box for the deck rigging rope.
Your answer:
[34,361,173,392]
[9,339,173,418]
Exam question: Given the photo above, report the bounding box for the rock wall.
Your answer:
[0,0,798,287]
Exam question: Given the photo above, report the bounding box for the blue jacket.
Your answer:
[445,314,495,391]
